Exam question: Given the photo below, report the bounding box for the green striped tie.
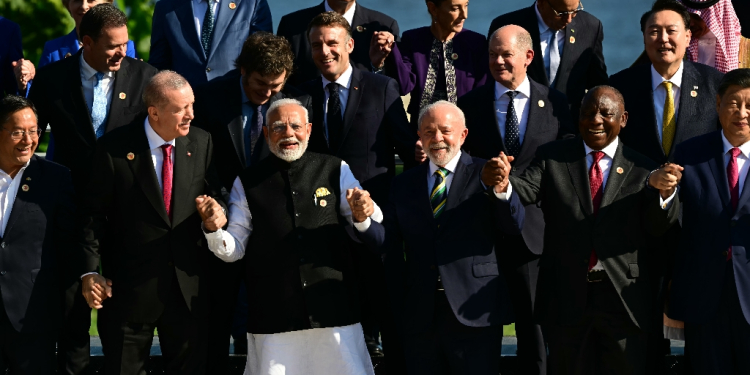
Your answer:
[431,168,450,218]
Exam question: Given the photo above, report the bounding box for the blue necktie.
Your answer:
[244,104,263,165]
[91,72,107,138]
[201,0,215,56]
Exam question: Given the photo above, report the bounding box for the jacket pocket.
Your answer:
[472,262,499,278]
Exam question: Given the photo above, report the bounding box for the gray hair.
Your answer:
[266,98,309,125]
[417,100,466,130]
[142,70,190,108]
[490,25,533,55]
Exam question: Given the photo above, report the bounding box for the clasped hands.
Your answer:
[480,152,515,194]
[12,58,35,91]
[369,31,395,70]
[195,195,227,232]
[346,187,374,223]
[649,163,684,199]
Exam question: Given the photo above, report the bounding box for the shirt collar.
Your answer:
[79,53,113,81]
[321,64,354,90]
[194,0,219,4]
[494,75,531,101]
[144,117,176,150]
[0,159,31,179]
[650,60,684,91]
[429,150,462,176]
[721,131,750,159]
[324,0,356,25]
[534,1,552,34]
[583,137,619,160]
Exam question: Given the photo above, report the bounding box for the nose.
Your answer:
[321,43,331,57]
[283,124,295,137]
[459,5,468,20]
[659,30,670,43]
[185,105,195,120]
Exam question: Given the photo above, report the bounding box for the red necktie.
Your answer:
[161,144,174,220]
[588,151,605,270]
[727,147,741,260]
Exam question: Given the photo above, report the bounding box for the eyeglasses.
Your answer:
[548,0,583,17]
[2,128,42,141]
[268,123,306,134]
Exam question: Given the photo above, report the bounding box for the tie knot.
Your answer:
[161,144,173,155]
[730,147,742,158]
[661,81,673,91]
[327,82,339,94]
[435,168,450,179]
[95,72,105,81]
[591,150,605,163]
[506,91,518,100]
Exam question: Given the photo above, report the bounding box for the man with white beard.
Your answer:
[195,98,383,375]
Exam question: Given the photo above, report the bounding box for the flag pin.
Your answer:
[451,53,459,60]
[25,177,31,181]
[538,100,545,108]
[21,184,29,192]
[693,86,698,90]
[616,167,624,174]
[353,87,358,90]
[119,92,126,100]
[690,90,697,97]
[569,36,576,44]
[127,152,135,160]
[356,25,364,32]
[228,2,236,9]
[187,152,192,157]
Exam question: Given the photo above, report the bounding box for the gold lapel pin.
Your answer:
[119,92,126,100]
[571,29,575,33]
[127,152,135,160]
[319,199,327,207]
[451,53,459,60]
[25,177,31,181]
[538,100,545,108]
[569,36,576,44]
[356,25,364,32]
[690,90,698,97]
[21,184,29,192]
[353,87,358,90]
[64,52,72,58]
[228,2,236,9]
[616,167,624,174]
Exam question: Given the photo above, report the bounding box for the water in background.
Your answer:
[268,0,656,76]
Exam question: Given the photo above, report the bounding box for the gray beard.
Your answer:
[426,144,457,167]
[268,136,309,162]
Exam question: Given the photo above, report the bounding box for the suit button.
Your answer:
[0,271,5,276]
[302,281,307,287]
[206,67,211,72]
[510,207,516,214]
[429,265,436,270]
[295,213,300,217]
[512,167,517,172]
[292,191,297,195]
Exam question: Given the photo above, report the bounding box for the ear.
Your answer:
[460,127,469,145]
[426,1,438,20]
[262,125,269,139]
[619,110,629,129]
[525,49,534,66]
[240,67,246,77]
[81,35,94,50]
[346,35,355,54]
[147,106,158,121]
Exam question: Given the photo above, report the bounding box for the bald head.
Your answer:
[143,70,190,109]
[489,25,534,90]
[490,25,533,54]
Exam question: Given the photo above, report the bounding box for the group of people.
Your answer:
[0,0,748,374]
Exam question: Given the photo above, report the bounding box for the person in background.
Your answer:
[732,0,749,68]
[0,17,24,96]
[679,0,741,73]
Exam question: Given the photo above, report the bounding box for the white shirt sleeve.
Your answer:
[659,187,678,210]
[494,182,513,201]
[339,161,383,234]
[203,177,253,262]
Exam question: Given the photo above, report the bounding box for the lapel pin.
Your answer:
[690,90,698,97]
[538,100,545,108]
[64,52,72,58]
[356,25,364,32]
[693,86,698,90]
[25,177,31,181]
[451,53,459,60]
[571,29,575,33]
[187,151,192,157]
[127,152,135,160]
[319,199,327,207]
[616,167,624,174]
[21,184,29,192]
[228,2,236,9]
[353,86,358,90]
[119,92,126,100]
[569,36,576,44]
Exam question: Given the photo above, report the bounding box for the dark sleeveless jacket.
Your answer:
[238,152,361,334]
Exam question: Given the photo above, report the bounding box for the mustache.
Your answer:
[429,142,450,150]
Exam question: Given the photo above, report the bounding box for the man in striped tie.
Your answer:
[351,100,525,375]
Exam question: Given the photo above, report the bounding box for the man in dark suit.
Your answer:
[351,100,524,375]
[278,0,400,87]
[458,24,572,375]
[0,17,24,96]
[192,31,312,373]
[490,86,680,375]
[149,0,272,86]
[0,96,76,374]
[488,0,607,124]
[668,68,750,374]
[26,5,158,374]
[79,71,225,375]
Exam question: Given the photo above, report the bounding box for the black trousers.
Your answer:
[547,275,647,375]
[57,278,91,375]
[98,280,206,375]
[205,256,244,375]
[684,263,750,375]
[0,295,56,374]
[404,290,502,375]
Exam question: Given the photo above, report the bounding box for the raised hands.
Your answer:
[195,195,227,232]
[481,152,515,194]
[369,31,395,70]
[82,273,112,309]
[415,139,427,163]
[649,163,684,199]
[12,58,35,91]
[346,187,374,223]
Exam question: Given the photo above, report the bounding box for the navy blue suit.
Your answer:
[149,0,272,85]
[356,152,524,374]
[670,131,750,374]
[0,17,23,96]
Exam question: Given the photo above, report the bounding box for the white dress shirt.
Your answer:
[495,77,531,145]
[193,0,221,41]
[321,64,353,142]
[203,160,383,262]
[427,150,463,195]
[535,2,565,83]
[651,61,684,143]
[79,54,114,116]
[144,118,176,190]
[324,0,356,25]
[0,161,30,238]
[722,131,750,195]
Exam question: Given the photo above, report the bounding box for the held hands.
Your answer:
[415,139,427,163]
[195,195,227,232]
[369,31,395,70]
[649,163,684,199]
[346,187,374,223]
[82,274,112,309]
[12,59,35,91]
[481,152,515,194]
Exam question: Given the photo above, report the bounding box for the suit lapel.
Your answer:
[409,163,437,229]
[597,143,633,221]
[107,58,131,133]
[309,77,329,152]
[181,1,207,60]
[671,62,700,158]
[171,136,196,228]
[228,83,246,167]
[128,125,170,226]
[638,65,665,160]
[556,17,580,87]
[524,6,548,86]
[566,141,594,216]
[445,152,473,213]
[209,0,242,59]
[482,83,507,155]
[67,52,96,145]
[339,68,363,155]
[518,83,545,159]
[708,133,731,209]
[3,156,40,238]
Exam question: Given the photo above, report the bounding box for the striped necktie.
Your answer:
[430,168,450,218]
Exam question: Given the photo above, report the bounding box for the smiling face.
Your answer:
[489,27,533,90]
[67,0,107,28]
[0,108,38,176]
[309,25,354,82]
[537,0,581,30]
[81,25,129,73]
[644,10,691,76]
[264,104,312,162]
[428,0,469,36]
[418,104,468,167]
[717,86,750,147]
[579,87,628,150]
[241,69,287,106]
[149,86,195,141]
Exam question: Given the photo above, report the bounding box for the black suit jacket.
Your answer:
[79,118,224,323]
[609,61,724,164]
[459,78,573,255]
[488,5,607,124]
[299,67,416,204]
[28,51,158,194]
[278,2,400,87]
[193,69,314,189]
[0,156,76,334]
[508,138,678,331]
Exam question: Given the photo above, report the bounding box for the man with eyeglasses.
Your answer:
[488,0,607,126]
[196,98,383,375]
[0,95,77,374]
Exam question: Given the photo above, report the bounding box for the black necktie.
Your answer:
[504,91,521,157]
[201,0,215,56]
[326,82,343,152]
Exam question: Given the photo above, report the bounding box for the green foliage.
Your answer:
[120,0,156,61]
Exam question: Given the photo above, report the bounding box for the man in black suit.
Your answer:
[488,0,607,124]
[299,11,416,365]
[26,5,157,374]
[489,86,680,375]
[192,31,312,373]
[0,96,76,374]
[278,0,400,87]
[79,71,225,375]
[458,24,572,375]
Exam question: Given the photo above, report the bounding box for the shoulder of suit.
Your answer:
[608,64,648,88]
[537,137,578,157]
[456,29,487,42]
[457,82,491,107]
[360,69,397,87]
[187,125,211,143]
[686,61,724,85]
[621,144,659,171]
[31,155,72,177]
[120,56,159,75]
[491,6,531,25]
[354,4,397,25]
[153,0,180,13]
[305,151,345,166]
[574,11,602,27]
[672,130,720,161]
[278,4,323,26]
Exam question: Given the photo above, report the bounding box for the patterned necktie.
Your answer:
[201,0,215,56]
[430,168,450,218]
[326,82,343,152]
[161,144,174,220]
[504,91,521,158]
[549,30,561,85]
[91,72,107,138]
[588,151,605,270]
[661,81,676,155]
[727,147,741,260]
[245,104,263,165]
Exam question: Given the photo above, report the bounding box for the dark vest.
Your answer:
[239,152,361,334]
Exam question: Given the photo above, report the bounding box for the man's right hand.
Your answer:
[82,274,112,309]
[196,195,227,232]
[481,152,514,193]
[369,31,394,69]
[415,139,427,163]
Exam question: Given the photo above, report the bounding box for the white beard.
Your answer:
[268,136,309,162]
[426,142,457,167]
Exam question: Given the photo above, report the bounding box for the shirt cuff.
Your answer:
[659,187,678,210]
[494,182,513,201]
[81,272,98,279]
[353,217,372,232]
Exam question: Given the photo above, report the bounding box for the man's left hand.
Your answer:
[195,195,227,232]
[346,187,374,223]
[649,163,684,199]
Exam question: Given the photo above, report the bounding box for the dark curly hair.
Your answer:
[234,32,295,80]
[306,11,352,42]
[79,3,127,42]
